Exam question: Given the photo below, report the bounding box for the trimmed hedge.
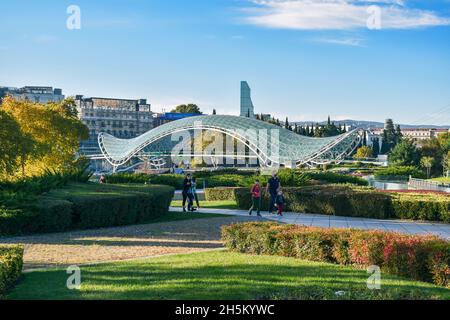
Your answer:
[222,222,450,287]
[374,166,426,180]
[232,185,392,219]
[106,169,367,189]
[391,194,450,222]
[206,185,450,222]
[204,187,237,201]
[0,245,24,296]
[0,183,174,236]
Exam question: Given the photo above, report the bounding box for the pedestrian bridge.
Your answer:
[98,115,363,169]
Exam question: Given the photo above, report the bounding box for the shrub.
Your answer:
[0,245,23,296]
[105,173,190,189]
[390,194,450,223]
[374,166,426,180]
[222,222,450,287]
[204,187,237,201]
[305,171,368,186]
[0,183,174,236]
[233,185,392,219]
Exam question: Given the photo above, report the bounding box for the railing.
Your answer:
[408,176,450,192]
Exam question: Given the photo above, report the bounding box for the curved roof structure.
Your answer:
[98,115,363,168]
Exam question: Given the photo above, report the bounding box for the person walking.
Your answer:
[266,172,281,214]
[182,173,192,212]
[275,189,286,216]
[191,177,200,210]
[248,179,262,217]
[186,182,196,212]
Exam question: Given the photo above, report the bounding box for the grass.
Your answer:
[171,200,238,210]
[7,251,450,300]
[431,177,450,184]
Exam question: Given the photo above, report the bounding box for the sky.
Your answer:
[1,0,450,124]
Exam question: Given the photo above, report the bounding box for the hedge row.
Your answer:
[206,185,391,219]
[374,166,426,180]
[105,169,368,189]
[391,194,450,222]
[0,183,174,236]
[0,245,23,296]
[204,187,237,201]
[206,186,450,222]
[222,222,450,287]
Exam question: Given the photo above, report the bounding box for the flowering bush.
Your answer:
[222,222,450,287]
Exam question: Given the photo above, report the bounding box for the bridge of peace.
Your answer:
[88,81,364,171]
[97,114,364,171]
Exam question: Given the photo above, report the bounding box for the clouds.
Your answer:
[242,0,450,30]
[313,37,365,46]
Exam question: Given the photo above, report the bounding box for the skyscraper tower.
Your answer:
[240,81,255,118]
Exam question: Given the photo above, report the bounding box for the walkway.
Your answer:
[170,207,450,240]
[0,215,258,271]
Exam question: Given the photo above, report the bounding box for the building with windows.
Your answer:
[75,96,154,155]
[0,86,64,103]
[371,127,449,141]
[240,81,255,118]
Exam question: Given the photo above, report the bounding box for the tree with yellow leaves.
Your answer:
[1,96,89,177]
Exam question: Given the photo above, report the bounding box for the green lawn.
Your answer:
[8,251,450,300]
[171,200,238,210]
[431,177,450,184]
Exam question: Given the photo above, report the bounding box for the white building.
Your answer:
[0,86,64,103]
[75,96,154,155]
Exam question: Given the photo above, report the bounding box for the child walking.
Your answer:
[275,189,285,216]
[248,180,262,217]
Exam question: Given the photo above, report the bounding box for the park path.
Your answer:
[170,207,450,240]
[0,215,257,272]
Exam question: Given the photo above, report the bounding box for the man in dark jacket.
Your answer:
[266,172,281,214]
[182,173,192,212]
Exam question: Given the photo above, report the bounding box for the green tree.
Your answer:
[419,138,443,177]
[355,146,373,159]
[420,156,434,179]
[388,139,420,167]
[381,119,401,154]
[438,132,450,153]
[212,109,217,115]
[442,151,450,177]
[171,104,202,114]
[372,137,380,157]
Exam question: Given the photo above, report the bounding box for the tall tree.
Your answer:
[420,156,434,179]
[171,104,202,114]
[371,137,380,157]
[388,139,420,166]
[0,110,25,176]
[1,97,89,176]
[442,151,450,177]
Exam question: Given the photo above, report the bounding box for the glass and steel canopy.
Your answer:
[98,115,363,168]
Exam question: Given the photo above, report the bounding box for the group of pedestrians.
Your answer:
[182,173,200,212]
[181,171,285,216]
[248,172,285,217]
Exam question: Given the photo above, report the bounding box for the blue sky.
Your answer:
[1,0,450,124]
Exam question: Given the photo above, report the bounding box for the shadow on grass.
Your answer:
[8,252,450,300]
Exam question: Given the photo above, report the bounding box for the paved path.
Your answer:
[171,207,450,239]
[0,215,258,271]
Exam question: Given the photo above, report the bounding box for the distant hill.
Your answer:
[293,119,450,130]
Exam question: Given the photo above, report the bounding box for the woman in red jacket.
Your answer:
[248,180,262,217]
